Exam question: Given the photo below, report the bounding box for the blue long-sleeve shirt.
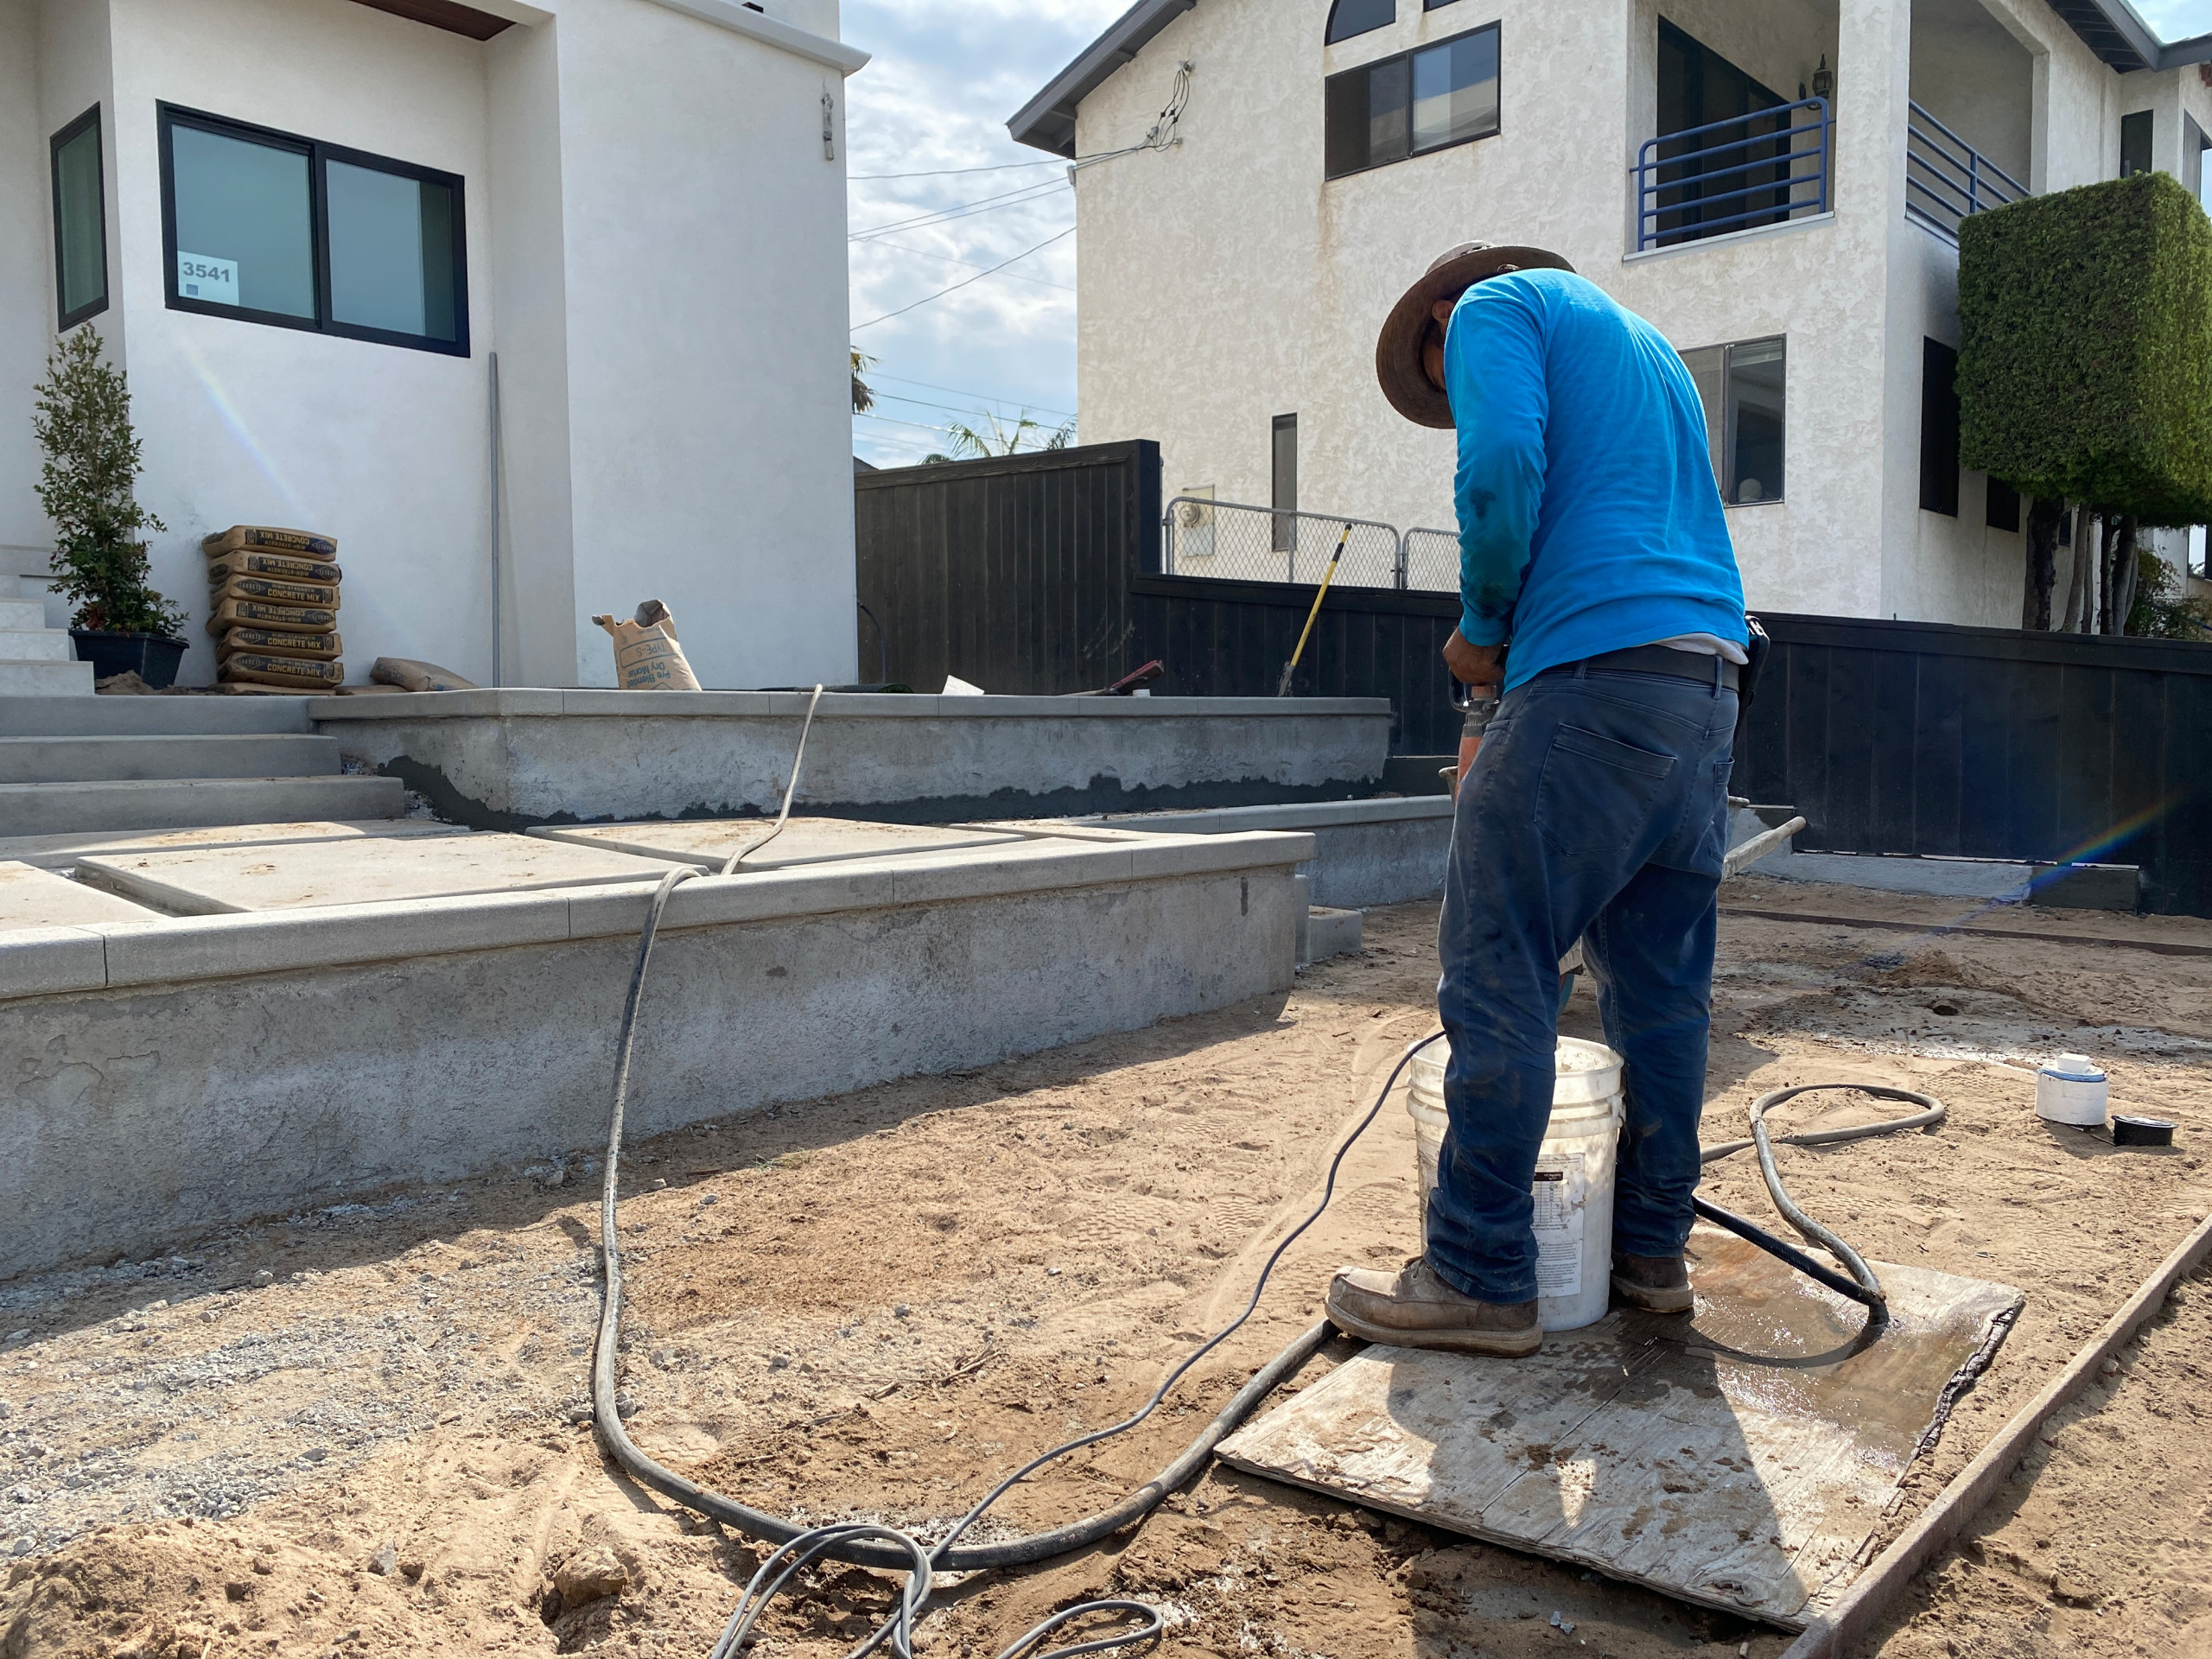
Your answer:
[1446,270,1747,691]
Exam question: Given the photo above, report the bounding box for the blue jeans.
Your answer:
[1427,658,1738,1304]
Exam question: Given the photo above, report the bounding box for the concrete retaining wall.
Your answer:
[308,691,1394,829]
[0,832,1307,1281]
[1046,798,1455,910]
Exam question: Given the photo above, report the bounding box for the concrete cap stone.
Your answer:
[0,862,162,931]
[76,832,688,915]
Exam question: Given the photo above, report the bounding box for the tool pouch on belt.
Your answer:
[1738,615,1771,714]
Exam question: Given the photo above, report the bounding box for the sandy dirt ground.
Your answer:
[2,875,2207,1659]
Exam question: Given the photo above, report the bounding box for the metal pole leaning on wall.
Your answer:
[488,352,505,689]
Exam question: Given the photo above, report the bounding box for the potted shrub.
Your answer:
[32,327,188,685]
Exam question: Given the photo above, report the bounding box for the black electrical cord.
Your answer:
[1693,1082,1947,1319]
[585,690,1945,1650]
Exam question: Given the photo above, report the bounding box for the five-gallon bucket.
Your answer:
[1407,1034,1626,1332]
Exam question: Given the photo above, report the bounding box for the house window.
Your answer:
[1919,339,1961,517]
[159,104,467,355]
[1653,21,1793,247]
[1681,337,1785,505]
[1325,0,1394,44]
[1325,23,1500,178]
[2120,110,2153,178]
[1986,477,2020,533]
[1271,414,1299,551]
[49,105,108,331]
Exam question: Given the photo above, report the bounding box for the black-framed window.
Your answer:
[1271,414,1299,551]
[1986,477,2020,533]
[158,104,467,355]
[1919,338,1961,517]
[2120,110,2153,178]
[50,105,109,331]
[1325,22,1499,178]
[1681,336,1785,505]
[1325,0,1393,43]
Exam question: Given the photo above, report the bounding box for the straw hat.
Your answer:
[1375,241,1576,429]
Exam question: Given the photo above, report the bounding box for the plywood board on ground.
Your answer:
[529,817,1030,870]
[0,861,162,930]
[0,820,463,873]
[1218,1229,2021,1630]
[74,832,683,915]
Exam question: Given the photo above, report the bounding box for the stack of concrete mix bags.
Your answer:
[204,525,344,691]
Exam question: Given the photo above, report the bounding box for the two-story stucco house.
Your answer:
[3,0,867,691]
[1012,0,2212,628]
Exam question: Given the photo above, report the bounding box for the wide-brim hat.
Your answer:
[1376,241,1576,428]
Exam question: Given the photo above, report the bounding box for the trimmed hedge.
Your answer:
[1958,171,2212,526]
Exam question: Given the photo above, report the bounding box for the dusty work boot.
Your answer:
[1611,1253,1694,1313]
[1325,1255,1541,1356]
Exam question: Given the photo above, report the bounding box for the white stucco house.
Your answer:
[2,0,866,690]
[1013,0,2212,627]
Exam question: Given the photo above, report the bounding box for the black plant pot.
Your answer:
[71,629,188,689]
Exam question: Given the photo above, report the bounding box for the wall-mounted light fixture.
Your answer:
[1812,55,1835,103]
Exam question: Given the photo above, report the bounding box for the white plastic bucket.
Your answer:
[1407,1034,1625,1332]
[2036,1052,2109,1128]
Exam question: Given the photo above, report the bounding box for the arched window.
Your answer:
[1325,0,1395,46]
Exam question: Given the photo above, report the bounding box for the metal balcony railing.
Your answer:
[1905,101,2029,239]
[1634,96,1833,252]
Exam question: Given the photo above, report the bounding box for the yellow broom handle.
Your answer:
[1286,524,1352,673]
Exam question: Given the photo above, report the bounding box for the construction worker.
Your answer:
[1326,243,1751,1356]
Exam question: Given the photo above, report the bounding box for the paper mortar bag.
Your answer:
[591,599,702,690]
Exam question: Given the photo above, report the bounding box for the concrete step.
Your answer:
[0,661,96,697]
[0,630,72,662]
[0,775,406,837]
[0,694,314,734]
[0,600,48,630]
[0,734,341,784]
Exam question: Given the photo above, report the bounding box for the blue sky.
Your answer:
[842,0,1124,467]
[2136,0,2212,38]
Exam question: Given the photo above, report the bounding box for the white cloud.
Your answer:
[2132,0,2212,41]
[842,0,1128,466]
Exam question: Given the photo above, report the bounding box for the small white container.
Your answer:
[2036,1053,2109,1128]
[1408,1034,1625,1332]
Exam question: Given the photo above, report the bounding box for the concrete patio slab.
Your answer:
[529,816,1028,869]
[75,832,686,915]
[0,818,463,873]
[0,862,161,931]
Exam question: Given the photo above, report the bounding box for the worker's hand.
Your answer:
[1442,629,1504,690]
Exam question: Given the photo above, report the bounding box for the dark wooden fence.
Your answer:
[854,441,1464,754]
[856,444,2212,915]
[1738,613,2212,917]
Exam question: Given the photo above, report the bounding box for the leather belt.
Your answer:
[1544,644,1741,690]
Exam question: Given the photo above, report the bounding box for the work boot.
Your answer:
[1611,1254,1694,1313]
[1325,1255,1541,1357]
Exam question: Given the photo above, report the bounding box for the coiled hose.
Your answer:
[585,691,1948,1652]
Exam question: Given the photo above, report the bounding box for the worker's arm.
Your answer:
[1446,283,1548,648]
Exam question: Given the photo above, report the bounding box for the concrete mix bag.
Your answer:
[592,600,701,690]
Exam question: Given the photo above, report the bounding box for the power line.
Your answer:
[854,410,954,436]
[872,390,1065,422]
[850,226,1077,331]
[849,158,1065,182]
[868,371,1076,419]
[857,234,1077,294]
[849,179,1070,242]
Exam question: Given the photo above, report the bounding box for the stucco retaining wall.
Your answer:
[309,691,1395,828]
[0,831,1308,1281]
[1047,797,1455,910]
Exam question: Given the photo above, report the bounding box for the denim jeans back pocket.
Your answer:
[1535,723,1677,861]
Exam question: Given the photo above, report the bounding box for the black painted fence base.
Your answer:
[855,442,2212,918]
